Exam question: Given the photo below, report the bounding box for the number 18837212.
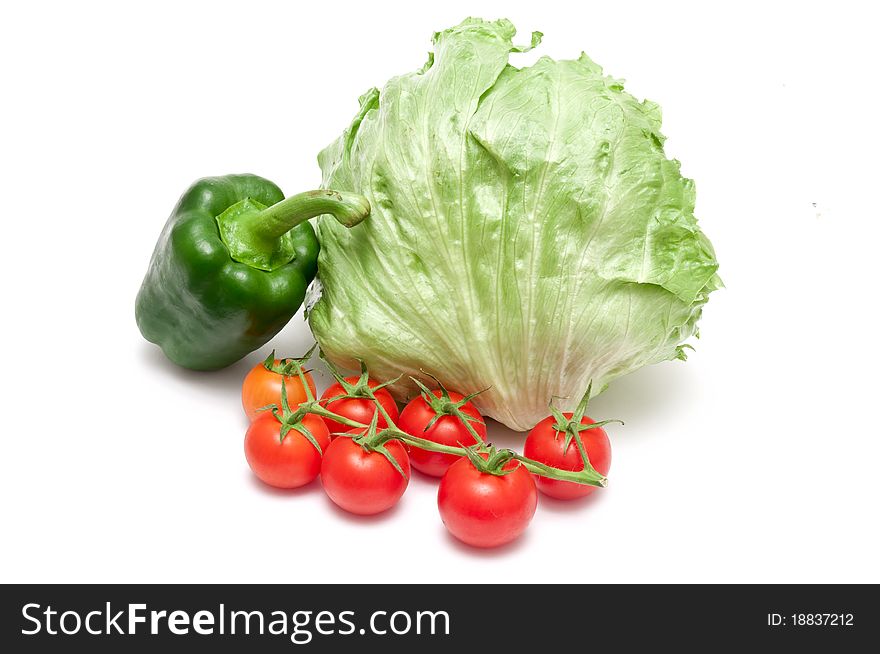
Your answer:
[768,613,854,627]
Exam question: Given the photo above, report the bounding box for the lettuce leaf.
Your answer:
[309,18,720,430]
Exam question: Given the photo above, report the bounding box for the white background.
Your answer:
[2,1,878,583]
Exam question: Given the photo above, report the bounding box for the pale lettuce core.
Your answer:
[309,18,721,431]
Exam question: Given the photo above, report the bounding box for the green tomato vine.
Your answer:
[260,346,617,488]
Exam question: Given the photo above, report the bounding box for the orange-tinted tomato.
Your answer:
[242,359,316,421]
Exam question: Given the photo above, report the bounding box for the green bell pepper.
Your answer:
[135,174,370,370]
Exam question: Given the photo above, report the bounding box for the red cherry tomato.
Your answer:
[244,412,330,489]
[320,431,410,515]
[398,390,487,477]
[523,414,611,500]
[438,455,537,548]
[319,377,399,435]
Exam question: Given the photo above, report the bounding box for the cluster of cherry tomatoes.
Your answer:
[241,352,613,549]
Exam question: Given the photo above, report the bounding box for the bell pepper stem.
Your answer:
[217,189,371,272]
[251,189,371,238]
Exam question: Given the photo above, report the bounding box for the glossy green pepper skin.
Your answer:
[136,174,369,370]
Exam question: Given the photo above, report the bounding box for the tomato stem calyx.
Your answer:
[410,372,489,445]
[259,378,325,455]
[462,445,518,476]
[262,345,316,377]
[320,352,402,400]
[350,411,410,480]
